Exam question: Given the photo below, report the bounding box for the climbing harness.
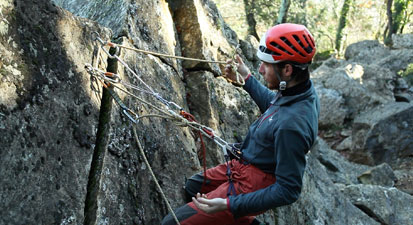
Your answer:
[85,32,247,222]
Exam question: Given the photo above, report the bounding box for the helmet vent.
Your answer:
[293,35,307,50]
[259,45,281,56]
[302,35,314,54]
[306,34,315,47]
[280,37,304,57]
[270,40,293,56]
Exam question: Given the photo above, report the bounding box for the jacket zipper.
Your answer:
[257,108,278,128]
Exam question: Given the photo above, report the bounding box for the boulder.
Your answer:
[336,136,352,151]
[342,184,413,225]
[344,40,390,64]
[392,33,413,49]
[345,38,413,74]
[312,65,385,119]
[378,48,413,73]
[357,64,396,103]
[351,102,413,168]
[314,84,347,128]
[357,163,397,187]
[240,35,259,62]
[394,169,413,195]
[275,139,379,225]
[309,138,369,185]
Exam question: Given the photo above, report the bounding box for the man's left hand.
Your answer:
[192,193,227,214]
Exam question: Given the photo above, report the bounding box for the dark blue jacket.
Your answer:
[228,75,320,218]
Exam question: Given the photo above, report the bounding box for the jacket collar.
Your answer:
[271,80,315,106]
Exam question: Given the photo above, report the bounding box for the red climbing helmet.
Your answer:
[257,23,316,64]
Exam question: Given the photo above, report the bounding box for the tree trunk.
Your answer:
[243,0,259,39]
[335,0,352,54]
[399,4,413,33]
[384,0,394,46]
[298,0,308,26]
[276,0,291,24]
[393,0,410,33]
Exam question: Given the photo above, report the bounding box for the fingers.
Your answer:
[196,193,207,198]
[224,64,235,78]
[192,197,206,212]
[224,64,233,73]
[194,193,210,205]
[192,193,227,214]
[192,193,210,213]
[235,54,244,65]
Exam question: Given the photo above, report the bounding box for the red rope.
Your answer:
[180,111,208,186]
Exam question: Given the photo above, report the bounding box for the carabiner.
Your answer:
[91,31,105,46]
[122,109,138,124]
[101,44,120,59]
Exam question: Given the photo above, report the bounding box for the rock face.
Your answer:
[168,0,238,74]
[1,0,413,224]
[0,0,110,224]
[185,72,260,165]
[276,138,413,225]
[313,61,391,123]
[275,139,380,225]
[314,37,413,187]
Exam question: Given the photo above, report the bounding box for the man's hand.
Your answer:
[224,54,250,82]
[192,193,227,214]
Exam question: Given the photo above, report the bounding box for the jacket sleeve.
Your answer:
[228,129,309,218]
[243,75,276,113]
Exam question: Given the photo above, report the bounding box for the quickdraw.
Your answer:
[87,32,240,156]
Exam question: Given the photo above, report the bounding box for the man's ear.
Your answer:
[283,64,293,77]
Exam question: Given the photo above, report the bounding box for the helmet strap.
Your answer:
[279,80,287,90]
[273,64,287,91]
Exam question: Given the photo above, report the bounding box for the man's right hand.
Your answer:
[224,54,250,82]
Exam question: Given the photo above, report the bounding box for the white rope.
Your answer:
[132,126,181,225]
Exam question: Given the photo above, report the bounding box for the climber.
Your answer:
[162,23,320,225]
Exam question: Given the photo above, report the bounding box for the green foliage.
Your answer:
[335,0,352,54]
[254,0,281,31]
[212,0,413,53]
[399,63,413,85]
[393,0,411,33]
[310,49,335,71]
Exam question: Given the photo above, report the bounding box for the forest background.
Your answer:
[212,0,412,61]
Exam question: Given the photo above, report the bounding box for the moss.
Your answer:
[0,67,7,76]
[314,49,335,61]
[232,130,238,138]
[310,49,334,71]
[398,63,413,86]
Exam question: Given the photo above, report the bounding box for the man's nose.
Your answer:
[258,63,264,75]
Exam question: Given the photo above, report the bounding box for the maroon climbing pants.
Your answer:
[161,159,276,225]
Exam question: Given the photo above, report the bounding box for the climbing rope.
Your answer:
[85,32,243,222]
[91,32,245,86]
[132,126,181,225]
[86,33,235,151]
